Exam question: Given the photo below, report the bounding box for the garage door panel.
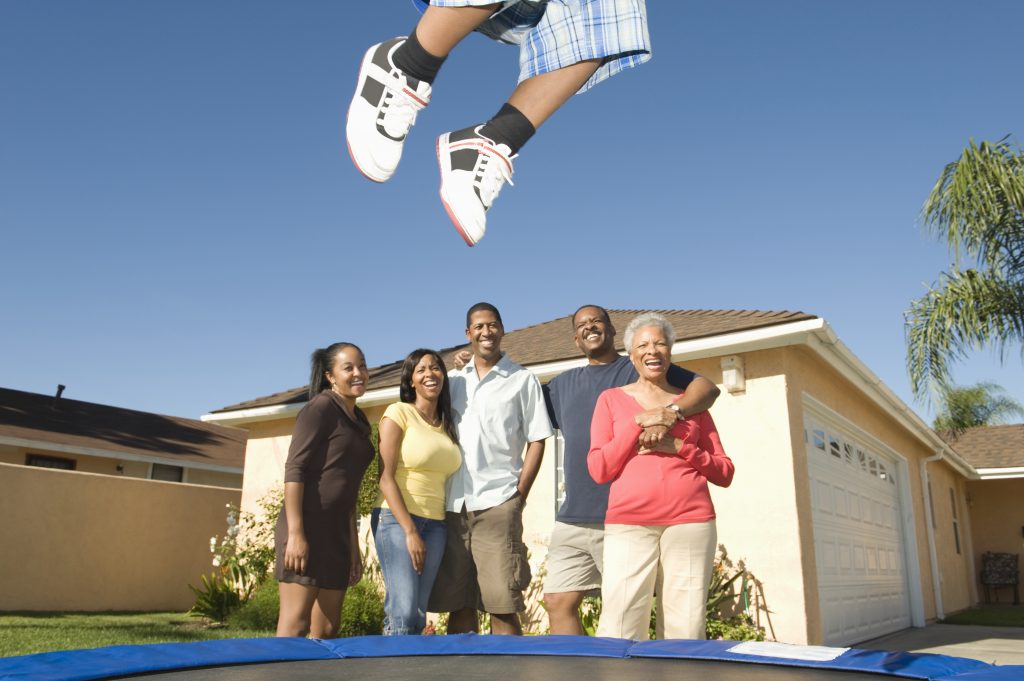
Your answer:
[806,415,911,645]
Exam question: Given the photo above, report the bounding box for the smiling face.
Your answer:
[411,353,445,401]
[325,346,368,399]
[466,309,504,363]
[628,325,672,381]
[572,306,616,360]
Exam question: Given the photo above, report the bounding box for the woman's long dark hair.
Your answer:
[308,342,364,400]
[398,348,458,445]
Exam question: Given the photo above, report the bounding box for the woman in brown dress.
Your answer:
[275,342,375,638]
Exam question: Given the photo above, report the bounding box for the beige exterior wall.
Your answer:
[234,345,978,643]
[676,351,813,644]
[237,405,555,586]
[0,442,240,488]
[967,477,1024,602]
[925,461,975,614]
[0,462,240,611]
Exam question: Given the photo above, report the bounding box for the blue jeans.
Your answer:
[373,509,447,635]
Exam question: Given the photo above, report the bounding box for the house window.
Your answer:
[26,454,76,470]
[949,487,961,555]
[151,463,184,482]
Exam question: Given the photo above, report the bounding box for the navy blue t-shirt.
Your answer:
[543,355,696,523]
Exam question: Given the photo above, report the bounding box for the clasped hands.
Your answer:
[635,406,680,454]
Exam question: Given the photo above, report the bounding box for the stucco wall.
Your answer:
[0,462,240,611]
[238,406,556,584]
[926,462,975,613]
[967,477,1024,603]
[677,351,812,644]
[234,345,977,643]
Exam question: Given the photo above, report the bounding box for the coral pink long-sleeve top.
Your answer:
[587,388,734,525]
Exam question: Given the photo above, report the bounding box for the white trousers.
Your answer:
[597,520,717,640]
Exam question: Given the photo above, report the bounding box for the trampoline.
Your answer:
[2,634,1022,681]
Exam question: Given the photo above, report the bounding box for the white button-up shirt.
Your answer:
[446,353,554,512]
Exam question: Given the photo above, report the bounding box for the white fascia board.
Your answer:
[974,466,1024,480]
[201,402,305,426]
[201,387,404,427]
[0,435,243,475]
[804,325,978,480]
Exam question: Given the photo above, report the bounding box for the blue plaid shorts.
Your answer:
[411,0,650,93]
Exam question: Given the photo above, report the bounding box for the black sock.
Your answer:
[391,29,446,84]
[479,103,536,155]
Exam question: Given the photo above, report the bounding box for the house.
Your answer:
[942,425,1024,603]
[0,386,248,611]
[0,385,246,487]
[203,309,984,646]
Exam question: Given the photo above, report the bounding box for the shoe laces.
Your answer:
[369,57,430,137]
[472,136,515,209]
[379,78,425,137]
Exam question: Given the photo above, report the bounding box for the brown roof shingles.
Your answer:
[944,424,1024,469]
[0,387,246,468]
[215,308,816,413]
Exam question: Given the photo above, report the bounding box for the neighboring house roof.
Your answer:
[944,424,1024,476]
[0,387,247,471]
[212,309,817,414]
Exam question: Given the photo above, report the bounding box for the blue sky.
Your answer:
[3,1,1023,421]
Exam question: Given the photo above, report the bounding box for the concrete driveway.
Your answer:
[859,623,1024,666]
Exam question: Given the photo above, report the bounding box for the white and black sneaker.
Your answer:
[346,37,431,183]
[437,126,515,247]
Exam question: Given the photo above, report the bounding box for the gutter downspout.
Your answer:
[920,451,945,620]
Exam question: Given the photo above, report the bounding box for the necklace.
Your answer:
[415,406,441,427]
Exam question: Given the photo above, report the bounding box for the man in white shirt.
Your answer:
[427,302,553,635]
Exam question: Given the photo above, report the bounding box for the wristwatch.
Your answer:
[667,403,682,420]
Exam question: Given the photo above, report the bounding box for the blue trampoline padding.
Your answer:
[1,635,1022,681]
[0,638,333,681]
[318,633,632,658]
[938,668,1024,681]
[629,640,993,680]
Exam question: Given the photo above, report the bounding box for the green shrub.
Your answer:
[224,576,384,637]
[356,424,381,517]
[188,566,244,623]
[706,614,765,641]
[227,578,279,632]
[339,579,384,637]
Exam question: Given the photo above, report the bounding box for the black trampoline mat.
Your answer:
[117,655,902,680]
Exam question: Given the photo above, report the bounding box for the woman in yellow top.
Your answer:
[374,348,461,635]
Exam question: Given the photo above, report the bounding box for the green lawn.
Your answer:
[0,612,272,658]
[941,605,1024,628]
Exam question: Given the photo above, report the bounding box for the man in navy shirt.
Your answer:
[542,305,720,635]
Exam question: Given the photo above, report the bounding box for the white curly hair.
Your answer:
[623,313,676,353]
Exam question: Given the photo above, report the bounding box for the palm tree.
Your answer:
[933,382,1024,437]
[906,137,1024,399]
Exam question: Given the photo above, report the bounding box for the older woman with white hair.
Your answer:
[587,313,734,640]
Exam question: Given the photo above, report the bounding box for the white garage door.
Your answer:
[805,413,911,645]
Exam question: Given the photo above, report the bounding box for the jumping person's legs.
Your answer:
[346,4,498,183]
[437,59,599,247]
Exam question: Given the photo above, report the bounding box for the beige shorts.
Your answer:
[543,521,604,595]
[427,493,531,615]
